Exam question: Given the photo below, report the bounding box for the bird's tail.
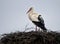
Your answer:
[43,27,47,32]
[40,26,47,32]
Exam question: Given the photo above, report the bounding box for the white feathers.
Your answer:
[28,13,39,22]
[27,7,40,22]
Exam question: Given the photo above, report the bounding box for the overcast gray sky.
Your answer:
[0,0,60,34]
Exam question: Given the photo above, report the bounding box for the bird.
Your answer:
[26,7,47,31]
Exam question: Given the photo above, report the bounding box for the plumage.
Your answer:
[26,7,47,31]
[38,15,44,25]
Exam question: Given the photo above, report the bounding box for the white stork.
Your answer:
[26,7,47,31]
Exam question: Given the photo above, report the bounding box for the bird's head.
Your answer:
[26,7,34,14]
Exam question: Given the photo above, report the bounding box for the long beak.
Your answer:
[26,10,28,14]
[26,7,32,14]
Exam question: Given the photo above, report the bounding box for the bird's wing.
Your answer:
[38,15,45,25]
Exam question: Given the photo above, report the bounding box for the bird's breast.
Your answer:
[28,13,39,22]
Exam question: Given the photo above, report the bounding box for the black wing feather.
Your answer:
[38,15,45,25]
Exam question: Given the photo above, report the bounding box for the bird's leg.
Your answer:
[38,27,40,32]
[35,26,37,31]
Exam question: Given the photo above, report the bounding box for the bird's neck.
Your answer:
[28,9,35,15]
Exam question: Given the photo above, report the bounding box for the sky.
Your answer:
[0,0,60,34]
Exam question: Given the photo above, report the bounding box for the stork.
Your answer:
[26,7,47,31]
